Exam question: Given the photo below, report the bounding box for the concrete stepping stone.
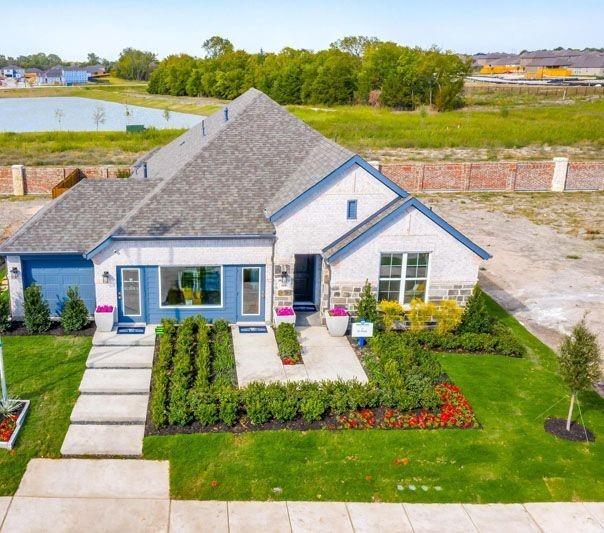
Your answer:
[403,504,477,533]
[93,325,157,347]
[170,500,228,532]
[0,496,11,525]
[16,458,169,499]
[61,424,145,457]
[86,345,155,369]
[79,368,152,394]
[288,501,354,532]
[346,503,413,533]
[464,503,540,532]
[3,497,170,533]
[228,501,290,533]
[70,395,149,424]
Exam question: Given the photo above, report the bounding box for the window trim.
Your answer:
[121,267,143,317]
[240,266,262,317]
[347,199,358,220]
[377,252,431,306]
[158,265,224,309]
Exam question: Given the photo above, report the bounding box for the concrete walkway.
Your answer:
[233,326,367,387]
[60,328,155,457]
[1,460,603,532]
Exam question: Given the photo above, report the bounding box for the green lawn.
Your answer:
[144,296,603,502]
[0,335,91,495]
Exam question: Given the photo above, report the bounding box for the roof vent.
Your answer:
[223,107,229,122]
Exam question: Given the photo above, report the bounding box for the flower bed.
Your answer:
[273,323,303,365]
[0,400,30,450]
[147,315,479,435]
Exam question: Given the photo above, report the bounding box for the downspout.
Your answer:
[269,237,275,325]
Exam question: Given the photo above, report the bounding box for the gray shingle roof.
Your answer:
[0,180,151,254]
[0,88,355,253]
[322,196,413,260]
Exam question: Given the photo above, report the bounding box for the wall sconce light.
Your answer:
[280,269,288,285]
[10,267,19,279]
[102,271,110,284]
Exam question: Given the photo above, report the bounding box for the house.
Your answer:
[84,64,106,78]
[570,54,604,78]
[63,66,89,85]
[38,66,64,85]
[25,67,43,85]
[0,88,490,326]
[1,65,25,79]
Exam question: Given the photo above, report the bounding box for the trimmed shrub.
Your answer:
[212,319,236,387]
[356,280,379,324]
[268,382,300,422]
[217,386,240,426]
[434,299,463,334]
[408,299,436,332]
[244,382,272,425]
[193,316,211,388]
[325,380,355,415]
[0,296,10,333]
[168,317,197,425]
[377,300,403,331]
[23,284,51,334]
[150,319,177,427]
[274,323,302,363]
[457,286,496,334]
[189,388,218,426]
[60,286,89,333]
[299,384,327,422]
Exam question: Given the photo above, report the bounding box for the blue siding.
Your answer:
[22,255,96,315]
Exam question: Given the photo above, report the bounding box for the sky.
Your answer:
[2,0,603,61]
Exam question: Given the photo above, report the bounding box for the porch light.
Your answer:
[102,271,110,284]
[9,267,19,279]
[280,269,288,285]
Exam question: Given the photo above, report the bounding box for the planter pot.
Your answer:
[274,309,296,326]
[326,314,350,336]
[0,399,30,451]
[94,310,115,332]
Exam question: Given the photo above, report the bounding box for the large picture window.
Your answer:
[160,266,222,307]
[378,253,429,304]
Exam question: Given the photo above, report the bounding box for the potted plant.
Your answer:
[326,307,350,336]
[0,338,30,450]
[274,306,296,326]
[94,305,115,332]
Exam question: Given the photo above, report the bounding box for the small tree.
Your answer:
[162,109,171,123]
[54,108,64,130]
[0,296,10,333]
[457,285,496,334]
[92,105,106,131]
[60,286,89,333]
[356,280,379,324]
[557,319,601,431]
[24,284,51,334]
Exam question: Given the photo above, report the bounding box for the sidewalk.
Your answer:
[1,459,602,532]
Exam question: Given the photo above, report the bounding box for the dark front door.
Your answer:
[294,254,315,302]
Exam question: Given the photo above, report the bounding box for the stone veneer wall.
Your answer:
[273,262,294,309]
[428,282,475,305]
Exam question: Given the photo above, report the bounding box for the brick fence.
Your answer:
[1,159,603,196]
[379,159,604,192]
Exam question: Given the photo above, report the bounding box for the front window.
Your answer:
[160,266,222,307]
[378,253,429,304]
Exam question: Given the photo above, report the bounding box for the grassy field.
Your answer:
[1,82,602,165]
[0,335,91,495]
[144,296,603,503]
[0,129,184,166]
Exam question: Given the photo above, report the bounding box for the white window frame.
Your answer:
[377,252,431,306]
[240,266,262,317]
[158,265,224,309]
[121,267,143,317]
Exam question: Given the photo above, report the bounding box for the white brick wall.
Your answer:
[273,164,397,261]
[6,255,24,318]
[92,238,274,321]
[329,206,481,296]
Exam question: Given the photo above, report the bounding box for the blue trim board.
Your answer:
[324,198,491,263]
[269,155,410,222]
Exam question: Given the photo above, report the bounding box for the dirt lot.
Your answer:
[0,195,51,243]
[420,192,604,351]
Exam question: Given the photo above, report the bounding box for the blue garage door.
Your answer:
[22,255,96,315]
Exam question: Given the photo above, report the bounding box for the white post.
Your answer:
[551,157,569,192]
[566,393,575,431]
[11,165,25,196]
[0,338,7,402]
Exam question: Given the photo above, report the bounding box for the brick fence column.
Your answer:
[461,163,472,190]
[551,157,569,191]
[11,165,25,196]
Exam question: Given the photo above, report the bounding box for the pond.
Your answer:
[0,97,204,132]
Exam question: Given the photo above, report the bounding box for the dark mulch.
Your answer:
[544,417,595,442]
[1,320,96,337]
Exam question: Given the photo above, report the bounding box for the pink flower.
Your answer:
[95,305,114,313]
[275,306,295,316]
[329,307,349,317]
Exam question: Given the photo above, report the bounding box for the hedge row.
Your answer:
[274,323,302,363]
[149,319,177,427]
[212,319,236,387]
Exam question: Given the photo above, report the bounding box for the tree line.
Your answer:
[147,36,470,110]
[0,52,112,70]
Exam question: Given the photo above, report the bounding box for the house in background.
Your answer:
[63,66,89,85]
[38,66,64,85]
[1,64,25,79]
[85,64,106,79]
[24,67,43,85]
[0,88,490,327]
